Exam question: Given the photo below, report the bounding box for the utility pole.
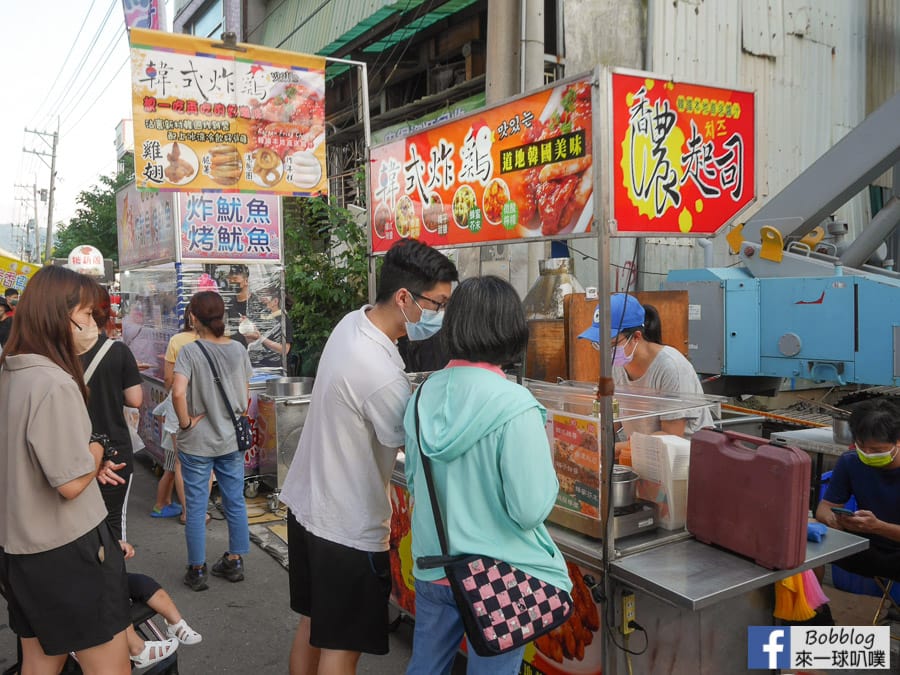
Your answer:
[24,119,59,264]
[33,183,40,262]
[46,119,59,263]
[13,183,39,263]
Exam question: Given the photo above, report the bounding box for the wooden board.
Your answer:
[524,319,568,383]
[565,291,690,383]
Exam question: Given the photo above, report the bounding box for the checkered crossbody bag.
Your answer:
[412,383,573,657]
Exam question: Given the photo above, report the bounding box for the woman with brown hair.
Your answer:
[172,290,252,591]
[0,265,132,674]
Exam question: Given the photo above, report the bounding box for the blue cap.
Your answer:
[577,293,645,343]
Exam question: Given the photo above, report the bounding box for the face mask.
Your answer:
[401,300,444,341]
[72,320,100,355]
[9,299,17,306]
[856,446,898,468]
[611,336,635,367]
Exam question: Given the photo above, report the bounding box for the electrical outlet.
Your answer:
[621,592,636,635]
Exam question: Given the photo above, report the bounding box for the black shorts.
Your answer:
[287,511,392,655]
[0,522,130,656]
[128,573,162,605]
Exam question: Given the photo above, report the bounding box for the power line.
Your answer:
[30,0,100,123]
[62,55,130,136]
[245,0,291,42]
[42,0,119,125]
[276,0,336,49]
[60,28,127,129]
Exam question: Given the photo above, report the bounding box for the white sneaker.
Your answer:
[166,618,203,645]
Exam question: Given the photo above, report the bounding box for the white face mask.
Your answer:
[72,320,100,355]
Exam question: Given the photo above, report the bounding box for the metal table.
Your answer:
[609,527,868,610]
[771,427,852,509]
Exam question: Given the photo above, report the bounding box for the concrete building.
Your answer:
[171,0,899,294]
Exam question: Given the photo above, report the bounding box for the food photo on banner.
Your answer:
[609,71,756,235]
[128,28,326,196]
[368,75,595,252]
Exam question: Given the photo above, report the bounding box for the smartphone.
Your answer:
[831,506,856,516]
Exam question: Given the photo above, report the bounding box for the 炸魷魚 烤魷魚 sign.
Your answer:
[179,193,281,262]
[129,28,326,197]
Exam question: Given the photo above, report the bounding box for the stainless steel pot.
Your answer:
[832,416,853,445]
[266,377,314,398]
[611,465,639,508]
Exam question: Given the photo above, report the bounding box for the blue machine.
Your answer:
[668,266,900,386]
[667,91,900,389]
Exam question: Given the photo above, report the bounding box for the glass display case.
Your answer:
[522,378,721,541]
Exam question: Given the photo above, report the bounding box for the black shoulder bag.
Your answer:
[195,340,253,453]
[412,383,573,656]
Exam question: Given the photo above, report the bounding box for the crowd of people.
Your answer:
[0,267,202,672]
[1,241,899,674]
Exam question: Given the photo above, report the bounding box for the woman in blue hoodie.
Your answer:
[404,276,572,675]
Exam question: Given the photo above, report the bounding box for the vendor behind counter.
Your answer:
[578,293,713,450]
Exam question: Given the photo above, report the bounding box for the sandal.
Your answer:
[166,618,202,645]
[131,638,178,668]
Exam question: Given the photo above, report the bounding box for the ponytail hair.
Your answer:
[188,291,226,338]
[641,304,663,345]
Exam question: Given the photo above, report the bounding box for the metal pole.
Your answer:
[44,120,59,263]
[521,0,547,290]
[592,66,618,675]
[32,182,39,263]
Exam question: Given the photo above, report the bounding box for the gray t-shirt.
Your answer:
[614,345,714,437]
[174,339,253,457]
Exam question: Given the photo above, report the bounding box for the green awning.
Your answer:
[361,0,479,53]
[317,6,398,56]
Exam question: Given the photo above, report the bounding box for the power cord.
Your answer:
[591,575,650,657]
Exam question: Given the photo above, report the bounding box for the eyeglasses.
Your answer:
[410,290,448,312]
[588,335,633,352]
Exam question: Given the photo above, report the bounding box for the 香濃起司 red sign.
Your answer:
[610,70,755,236]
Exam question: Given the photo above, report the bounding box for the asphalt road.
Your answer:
[0,453,466,674]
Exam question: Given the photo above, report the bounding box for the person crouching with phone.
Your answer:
[815,398,900,579]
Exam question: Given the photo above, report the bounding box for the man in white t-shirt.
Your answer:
[280,239,457,675]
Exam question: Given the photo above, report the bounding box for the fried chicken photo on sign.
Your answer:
[165,141,195,183]
[517,81,594,235]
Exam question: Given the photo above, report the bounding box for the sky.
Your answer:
[0,0,174,258]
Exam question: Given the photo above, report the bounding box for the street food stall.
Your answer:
[116,181,286,479]
[388,380,867,674]
[121,28,334,483]
[368,66,870,674]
